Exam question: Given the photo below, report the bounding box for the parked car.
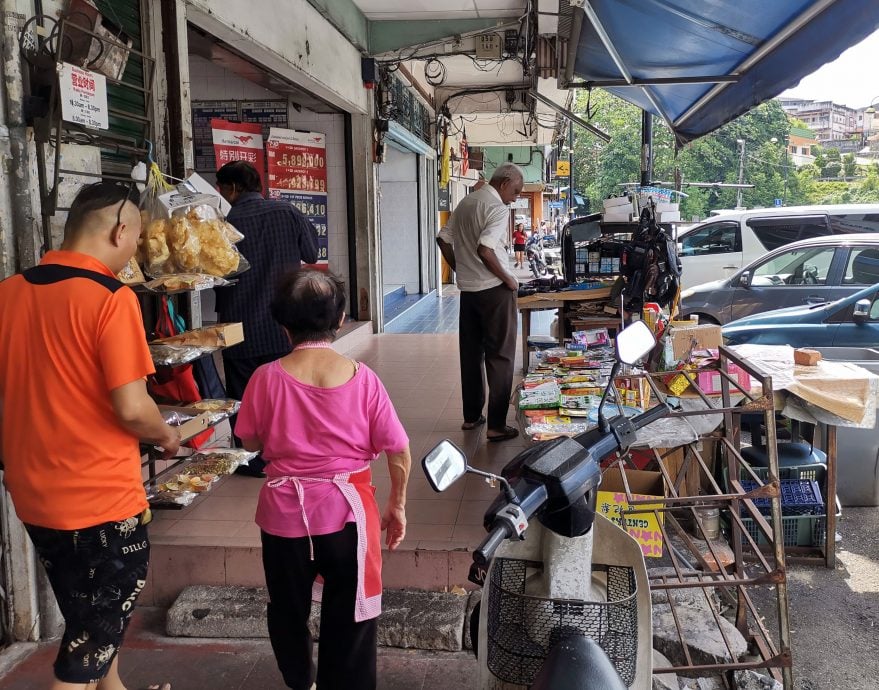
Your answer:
[723,281,879,348]
[679,234,879,325]
[677,204,879,288]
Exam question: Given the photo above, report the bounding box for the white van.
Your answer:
[677,204,879,288]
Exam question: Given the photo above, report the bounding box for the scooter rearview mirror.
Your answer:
[615,320,657,365]
[422,440,468,493]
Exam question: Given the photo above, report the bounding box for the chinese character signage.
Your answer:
[59,63,108,129]
[266,128,329,269]
[210,119,266,191]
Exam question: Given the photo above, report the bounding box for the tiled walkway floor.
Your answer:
[150,333,532,552]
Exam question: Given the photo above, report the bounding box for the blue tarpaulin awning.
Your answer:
[570,0,879,144]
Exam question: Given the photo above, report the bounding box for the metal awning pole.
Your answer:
[641,111,653,187]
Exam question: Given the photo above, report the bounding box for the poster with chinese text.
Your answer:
[266,128,329,269]
[210,119,266,192]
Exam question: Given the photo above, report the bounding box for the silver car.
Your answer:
[679,234,879,325]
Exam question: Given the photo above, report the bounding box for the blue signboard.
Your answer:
[774,198,783,207]
[548,201,566,208]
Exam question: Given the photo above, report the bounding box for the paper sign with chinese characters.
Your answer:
[59,63,108,129]
[210,119,266,191]
[266,128,329,268]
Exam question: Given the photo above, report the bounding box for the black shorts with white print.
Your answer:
[25,512,151,684]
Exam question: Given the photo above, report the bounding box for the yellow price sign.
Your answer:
[556,160,571,177]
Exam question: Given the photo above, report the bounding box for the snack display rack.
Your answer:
[514,341,851,688]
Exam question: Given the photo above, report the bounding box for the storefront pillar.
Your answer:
[349,107,382,328]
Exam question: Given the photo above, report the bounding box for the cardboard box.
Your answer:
[597,467,667,558]
[669,324,722,361]
[154,323,244,349]
[158,406,212,442]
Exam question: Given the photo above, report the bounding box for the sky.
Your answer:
[781,28,879,109]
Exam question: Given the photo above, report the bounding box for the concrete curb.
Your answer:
[166,585,474,652]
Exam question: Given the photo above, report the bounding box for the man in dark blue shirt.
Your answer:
[214,161,319,476]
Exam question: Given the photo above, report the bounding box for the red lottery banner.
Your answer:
[266,128,329,268]
[211,119,266,191]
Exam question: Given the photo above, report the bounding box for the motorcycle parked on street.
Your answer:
[422,321,668,689]
[526,239,554,278]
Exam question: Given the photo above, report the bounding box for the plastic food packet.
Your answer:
[148,487,197,507]
[149,343,216,366]
[180,451,248,476]
[188,399,241,415]
[161,410,195,426]
[138,164,175,274]
[142,274,233,293]
[117,257,145,284]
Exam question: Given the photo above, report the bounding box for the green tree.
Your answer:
[843,153,857,178]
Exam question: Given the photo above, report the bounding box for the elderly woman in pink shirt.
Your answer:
[235,269,410,690]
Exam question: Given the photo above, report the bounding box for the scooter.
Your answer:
[423,321,669,689]
[526,240,553,278]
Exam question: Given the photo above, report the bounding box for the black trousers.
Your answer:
[262,524,377,690]
[223,353,285,472]
[459,283,517,430]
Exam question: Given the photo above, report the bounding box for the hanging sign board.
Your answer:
[556,160,571,177]
[266,128,329,269]
[58,63,108,129]
[210,119,266,192]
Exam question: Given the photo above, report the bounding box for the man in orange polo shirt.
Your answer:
[0,182,180,690]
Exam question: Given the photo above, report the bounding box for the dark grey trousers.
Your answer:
[459,283,517,430]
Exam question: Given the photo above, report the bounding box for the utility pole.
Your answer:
[782,135,789,205]
[568,120,574,216]
[736,139,746,209]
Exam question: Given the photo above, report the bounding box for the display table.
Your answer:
[517,286,614,373]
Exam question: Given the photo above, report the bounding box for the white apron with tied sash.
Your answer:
[265,465,383,622]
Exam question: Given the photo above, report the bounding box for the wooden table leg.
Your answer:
[825,423,837,569]
[521,309,531,374]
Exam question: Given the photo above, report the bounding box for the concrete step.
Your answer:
[141,542,476,609]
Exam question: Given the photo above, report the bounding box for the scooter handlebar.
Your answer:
[630,402,670,430]
[474,522,513,567]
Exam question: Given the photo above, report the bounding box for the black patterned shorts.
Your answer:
[25,513,151,684]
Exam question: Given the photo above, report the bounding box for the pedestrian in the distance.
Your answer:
[235,269,410,690]
[437,162,524,442]
[512,222,528,268]
[215,161,319,478]
[0,182,179,690]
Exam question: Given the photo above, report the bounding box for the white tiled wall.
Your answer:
[187,55,350,288]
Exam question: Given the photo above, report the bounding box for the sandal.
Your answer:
[487,426,519,443]
[461,415,486,431]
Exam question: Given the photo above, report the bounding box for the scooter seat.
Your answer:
[530,636,627,690]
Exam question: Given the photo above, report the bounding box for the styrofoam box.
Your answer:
[603,196,632,209]
[658,211,681,222]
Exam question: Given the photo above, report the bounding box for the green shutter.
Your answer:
[91,0,150,175]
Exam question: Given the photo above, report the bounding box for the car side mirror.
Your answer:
[739,271,752,287]
[853,299,871,323]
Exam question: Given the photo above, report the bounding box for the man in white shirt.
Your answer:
[437,163,524,442]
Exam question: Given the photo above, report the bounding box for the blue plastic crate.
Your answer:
[740,479,824,516]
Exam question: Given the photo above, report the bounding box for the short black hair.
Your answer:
[216,161,262,193]
[271,269,347,345]
[64,181,141,239]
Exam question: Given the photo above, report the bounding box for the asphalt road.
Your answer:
[753,507,879,689]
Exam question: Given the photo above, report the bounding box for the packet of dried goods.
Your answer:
[142,274,233,293]
[138,163,175,275]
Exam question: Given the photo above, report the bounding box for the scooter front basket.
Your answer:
[486,557,638,686]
